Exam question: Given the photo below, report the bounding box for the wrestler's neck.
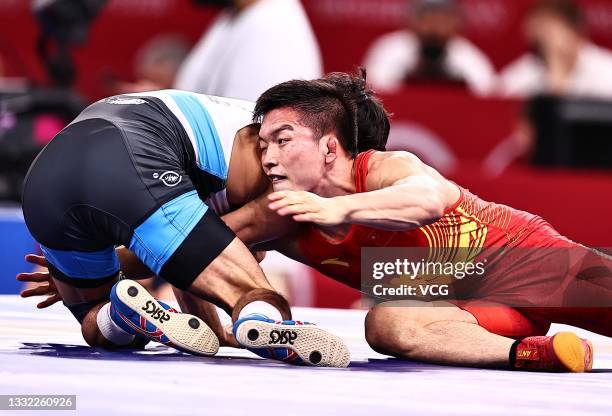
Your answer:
[310,155,356,198]
[306,156,356,241]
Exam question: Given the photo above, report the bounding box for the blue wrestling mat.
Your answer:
[0,207,36,294]
[0,297,611,415]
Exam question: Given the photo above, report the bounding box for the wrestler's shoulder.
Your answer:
[367,150,425,177]
[368,150,420,163]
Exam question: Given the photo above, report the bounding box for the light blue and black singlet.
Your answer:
[22,90,255,294]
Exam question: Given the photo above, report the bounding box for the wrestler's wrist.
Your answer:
[330,195,352,224]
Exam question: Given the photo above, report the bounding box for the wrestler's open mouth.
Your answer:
[268,174,287,183]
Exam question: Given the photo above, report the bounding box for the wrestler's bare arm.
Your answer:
[114,190,295,280]
[268,151,459,231]
[222,189,298,247]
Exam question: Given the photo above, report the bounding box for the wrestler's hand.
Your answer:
[16,254,62,308]
[268,191,347,226]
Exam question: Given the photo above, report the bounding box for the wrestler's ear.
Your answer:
[322,134,338,164]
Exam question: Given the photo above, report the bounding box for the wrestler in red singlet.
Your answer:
[298,150,612,338]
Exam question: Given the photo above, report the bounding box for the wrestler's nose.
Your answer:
[262,144,279,169]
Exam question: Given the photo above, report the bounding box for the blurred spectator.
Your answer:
[498,0,612,99]
[363,0,495,96]
[113,35,190,94]
[174,0,322,101]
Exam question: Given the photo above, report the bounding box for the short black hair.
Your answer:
[253,69,390,157]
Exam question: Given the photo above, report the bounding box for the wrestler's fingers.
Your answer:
[292,213,317,222]
[268,198,292,210]
[37,294,62,309]
[16,272,51,283]
[277,203,312,217]
[268,191,291,201]
[25,254,48,268]
[20,285,53,298]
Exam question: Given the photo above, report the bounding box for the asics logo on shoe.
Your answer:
[142,301,171,323]
[268,330,298,345]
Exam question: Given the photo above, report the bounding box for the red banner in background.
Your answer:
[0,0,217,99]
[3,0,612,99]
[380,87,522,168]
[302,0,612,72]
[2,0,612,99]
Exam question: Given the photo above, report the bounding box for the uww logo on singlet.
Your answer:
[153,171,182,187]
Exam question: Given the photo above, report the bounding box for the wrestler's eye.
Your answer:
[278,138,289,145]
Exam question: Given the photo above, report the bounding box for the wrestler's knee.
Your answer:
[80,303,148,349]
[364,305,424,356]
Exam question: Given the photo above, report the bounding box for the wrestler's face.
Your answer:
[259,108,326,192]
[413,8,460,46]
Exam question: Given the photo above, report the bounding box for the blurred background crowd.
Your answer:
[1,0,611,307]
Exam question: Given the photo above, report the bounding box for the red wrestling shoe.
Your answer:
[511,332,593,372]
